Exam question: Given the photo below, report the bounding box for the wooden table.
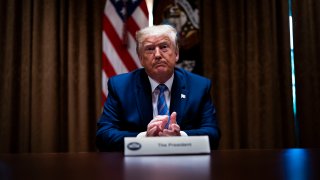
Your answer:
[0,149,319,180]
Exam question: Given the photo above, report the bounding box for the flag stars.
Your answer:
[120,7,126,16]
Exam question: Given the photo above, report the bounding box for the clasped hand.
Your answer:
[146,112,181,136]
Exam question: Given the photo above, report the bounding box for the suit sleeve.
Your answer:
[96,78,139,152]
[183,80,221,149]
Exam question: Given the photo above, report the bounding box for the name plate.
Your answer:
[124,136,210,156]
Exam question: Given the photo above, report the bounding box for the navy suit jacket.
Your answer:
[96,67,220,151]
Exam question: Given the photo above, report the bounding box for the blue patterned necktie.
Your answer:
[157,84,169,116]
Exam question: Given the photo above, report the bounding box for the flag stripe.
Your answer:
[139,0,149,17]
[127,33,142,68]
[134,5,149,27]
[102,53,116,77]
[102,71,108,105]
[104,1,124,41]
[102,0,149,102]
[128,7,148,35]
[102,31,128,74]
[103,16,138,72]
[127,17,142,39]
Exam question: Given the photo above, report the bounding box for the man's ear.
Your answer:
[139,56,145,67]
[175,52,179,62]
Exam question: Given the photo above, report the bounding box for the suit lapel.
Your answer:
[134,69,153,127]
[170,69,188,125]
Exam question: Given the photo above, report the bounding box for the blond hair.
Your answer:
[135,24,179,55]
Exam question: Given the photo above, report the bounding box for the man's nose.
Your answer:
[154,46,161,57]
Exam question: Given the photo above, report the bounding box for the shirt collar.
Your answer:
[148,73,174,93]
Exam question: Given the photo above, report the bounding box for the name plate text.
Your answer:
[124,136,210,156]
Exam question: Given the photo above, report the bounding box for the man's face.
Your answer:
[139,36,179,83]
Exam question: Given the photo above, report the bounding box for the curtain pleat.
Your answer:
[293,0,320,148]
[0,0,103,153]
[202,0,295,149]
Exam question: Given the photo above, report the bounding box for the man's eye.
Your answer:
[145,46,155,51]
[160,44,169,52]
[160,44,169,49]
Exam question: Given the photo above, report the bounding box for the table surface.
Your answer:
[0,149,319,180]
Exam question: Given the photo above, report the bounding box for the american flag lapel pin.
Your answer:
[181,94,186,99]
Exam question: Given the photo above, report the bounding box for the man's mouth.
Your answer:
[154,61,167,67]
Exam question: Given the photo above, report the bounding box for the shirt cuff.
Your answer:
[136,131,188,138]
[136,132,147,138]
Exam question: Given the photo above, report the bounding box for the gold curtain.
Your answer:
[202,0,295,149]
[0,0,103,153]
[293,0,320,148]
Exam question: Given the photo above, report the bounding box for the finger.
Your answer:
[160,116,169,130]
[147,126,158,136]
[169,123,181,132]
[168,126,181,136]
[160,129,180,136]
[154,115,169,120]
[149,116,167,124]
[158,131,164,136]
[170,112,177,124]
[147,121,162,130]
[159,130,170,136]
[148,116,168,129]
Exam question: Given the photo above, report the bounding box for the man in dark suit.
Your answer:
[96,24,220,152]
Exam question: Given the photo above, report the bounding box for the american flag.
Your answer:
[102,0,149,103]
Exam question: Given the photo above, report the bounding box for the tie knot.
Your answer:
[157,84,167,93]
